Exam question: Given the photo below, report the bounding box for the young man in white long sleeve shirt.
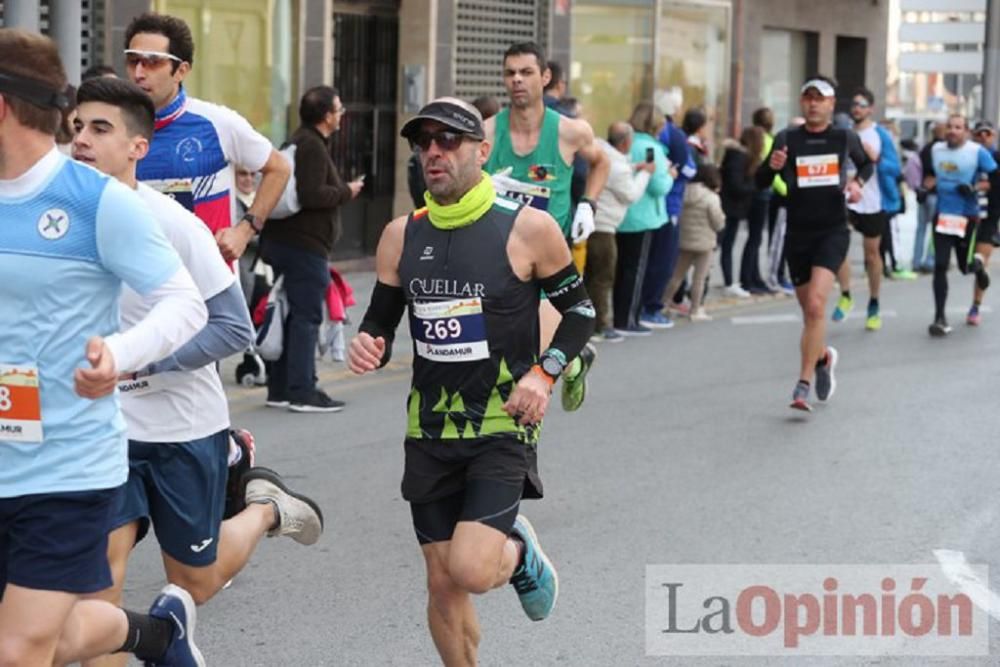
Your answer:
[0,29,210,667]
[70,76,325,667]
[586,121,654,342]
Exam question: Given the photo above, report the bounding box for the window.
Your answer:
[154,0,294,145]
[759,28,818,130]
[571,1,655,137]
[658,0,731,153]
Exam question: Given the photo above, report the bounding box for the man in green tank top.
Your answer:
[349,97,596,665]
[484,41,609,242]
[484,41,609,415]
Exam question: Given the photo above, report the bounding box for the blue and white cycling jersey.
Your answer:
[138,86,273,237]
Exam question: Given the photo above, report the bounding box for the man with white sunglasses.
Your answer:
[124,12,289,263]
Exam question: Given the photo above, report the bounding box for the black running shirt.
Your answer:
[756,125,873,232]
[397,197,541,444]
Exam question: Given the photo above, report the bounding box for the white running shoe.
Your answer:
[723,284,751,298]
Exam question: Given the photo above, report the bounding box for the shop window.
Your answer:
[571,0,655,137]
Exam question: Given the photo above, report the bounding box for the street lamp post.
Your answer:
[984,0,1000,125]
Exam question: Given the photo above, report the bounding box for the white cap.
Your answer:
[800,79,835,98]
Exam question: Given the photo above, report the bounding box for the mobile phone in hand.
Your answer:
[645,147,655,163]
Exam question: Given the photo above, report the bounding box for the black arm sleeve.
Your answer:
[539,263,596,366]
[358,281,407,368]
[846,130,875,185]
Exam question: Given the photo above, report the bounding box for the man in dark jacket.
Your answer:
[261,85,363,412]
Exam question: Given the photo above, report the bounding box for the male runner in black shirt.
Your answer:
[756,76,874,411]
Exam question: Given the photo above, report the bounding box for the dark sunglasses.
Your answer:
[850,100,870,109]
[408,130,468,152]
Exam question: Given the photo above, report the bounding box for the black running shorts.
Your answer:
[410,479,523,544]
[976,216,999,247]
[848,210,887,239]
[785,226,850,287]
[402,437,541,544]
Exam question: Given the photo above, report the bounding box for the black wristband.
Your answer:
[242,213,263,234]
[358,281,407,368]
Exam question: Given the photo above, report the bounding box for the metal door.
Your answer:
[330,9,398,259]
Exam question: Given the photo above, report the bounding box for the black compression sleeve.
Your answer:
[539,263,596,366]
[358,281,407,368]
[847,130,875,184]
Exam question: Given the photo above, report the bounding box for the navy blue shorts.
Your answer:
[0,487,120,596]
[112,431,228,567]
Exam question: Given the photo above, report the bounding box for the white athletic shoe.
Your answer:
[723,284,751,298]
[245,467,324,545]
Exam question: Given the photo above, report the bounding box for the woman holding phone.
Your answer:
[613,102,673,335]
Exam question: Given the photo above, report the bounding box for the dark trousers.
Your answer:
[262,240,330,402]
[720,216,742,286]
[881,215,899,272]
[585,231,617,331]
[613,230,652,329]
[740,194,770,288]
[932,227,973,320]
[640,220,679,314]
[767,195,788,283]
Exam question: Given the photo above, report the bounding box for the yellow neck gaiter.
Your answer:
[424,172,495,230]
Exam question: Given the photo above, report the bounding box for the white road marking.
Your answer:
[934,549,1000,621]
[730,306,992,325]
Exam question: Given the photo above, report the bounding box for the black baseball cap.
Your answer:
[400,97,485,141]
[974,119,996,134]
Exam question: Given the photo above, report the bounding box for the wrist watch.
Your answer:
[242,212,263,234]
[538,351,566,381]
[580,197,597,215]
[530,364,556,387]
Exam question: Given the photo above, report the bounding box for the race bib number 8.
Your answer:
[0,364,42,443]
[936,213,968,237]
[411,298,490,363]
[796,154,840,188]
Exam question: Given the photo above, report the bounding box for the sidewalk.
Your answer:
[224,198,921,410]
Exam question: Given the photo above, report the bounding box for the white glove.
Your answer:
[571,202,596,243]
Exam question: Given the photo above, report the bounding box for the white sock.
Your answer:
[227,437,242,467]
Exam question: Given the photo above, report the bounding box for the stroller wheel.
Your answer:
[235,359,256,387]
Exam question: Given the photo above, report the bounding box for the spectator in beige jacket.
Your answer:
[586,121,655,342]
[662,164,725,321]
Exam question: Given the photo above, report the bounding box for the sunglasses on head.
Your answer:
[408,130,468,152]
[124,49,183,69]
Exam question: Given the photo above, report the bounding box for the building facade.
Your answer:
[892,0,987,121]
[6,0,888,258]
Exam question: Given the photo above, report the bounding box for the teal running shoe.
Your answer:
[831,294,854,322]
[509,515,558,621]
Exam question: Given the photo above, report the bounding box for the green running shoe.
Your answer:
[561,343,596,412]
[832,295,854,322]
[865,303,882,331]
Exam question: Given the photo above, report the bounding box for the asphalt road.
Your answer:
[112,253,1000,666]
